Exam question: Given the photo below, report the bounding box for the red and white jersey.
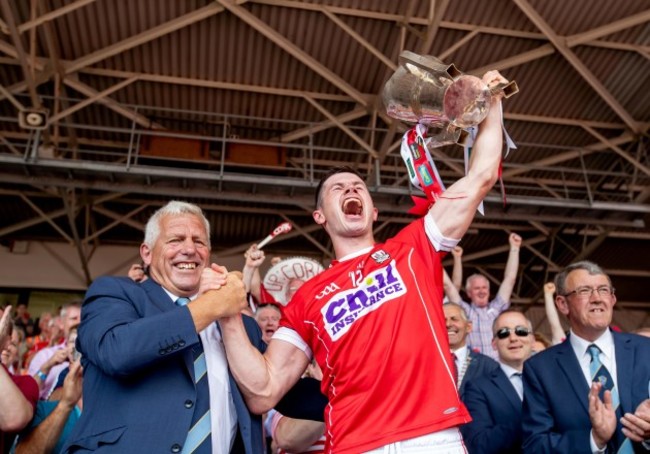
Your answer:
[277,217,470,453]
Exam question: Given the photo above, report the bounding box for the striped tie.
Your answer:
[587,345,632,454]
[176,297,211,454]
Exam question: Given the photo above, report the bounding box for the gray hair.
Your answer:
[465,273,488,291]
[443,302,469,321]
[144,201,211,247]
[60,301,81,318]
[554,261,610,296]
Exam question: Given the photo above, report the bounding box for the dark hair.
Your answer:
[314,166,364,208]
[554,261,610,296]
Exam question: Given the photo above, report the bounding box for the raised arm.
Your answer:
[219,316,309,414]
[543,282,565,345]
[242,244,265,302]
[429,71,508,240]
[497,233,521,302]
[443,269,462,304]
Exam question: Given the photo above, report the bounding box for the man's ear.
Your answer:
[372,206,378,221]
[313,208,325,226]
[140,243,152,267]
[466,321,473,334]
[555,296,569,316]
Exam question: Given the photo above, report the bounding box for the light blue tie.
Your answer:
[176,297,211,454]
[588,345,618,407]
[587,345,633,454]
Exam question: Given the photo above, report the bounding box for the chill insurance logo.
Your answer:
[321,260,406,341]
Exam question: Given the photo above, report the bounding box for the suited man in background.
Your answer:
[461,310,534,453]
[64,201,264,453]
[522,261,650,453]
[443,303,499,399]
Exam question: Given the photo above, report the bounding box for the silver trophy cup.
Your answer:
[383,51,518,146]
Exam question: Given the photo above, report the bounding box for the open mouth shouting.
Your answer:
[342,198,363,217]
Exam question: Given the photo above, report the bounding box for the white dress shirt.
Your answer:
[569,329,618,390]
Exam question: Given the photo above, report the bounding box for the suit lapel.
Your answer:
[493,369,521,414]
[555,338,591,414]
[613,332,633,414]
[142,278,176,313]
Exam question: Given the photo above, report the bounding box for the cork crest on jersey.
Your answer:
[320,259,407,341]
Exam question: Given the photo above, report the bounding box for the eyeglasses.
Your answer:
[495,326,532,340]
[562,285,615,299]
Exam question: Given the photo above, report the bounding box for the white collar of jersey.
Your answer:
[338,245,374,262]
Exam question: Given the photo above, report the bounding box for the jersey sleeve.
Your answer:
[278,288,313,359]
[424,215,460,252]
[272,327,312,359]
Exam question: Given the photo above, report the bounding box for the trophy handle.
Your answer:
[399,51,461,79]
[490,81,519,99]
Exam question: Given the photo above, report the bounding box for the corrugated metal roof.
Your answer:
[0,0,649,309]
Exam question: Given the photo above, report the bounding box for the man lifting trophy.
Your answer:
[216,53,516,453]
[383,51,518,214]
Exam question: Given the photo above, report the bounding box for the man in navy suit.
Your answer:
[63,201,264,453]
[522,261,650,453]
[461,309,534,453]
[443,303,499,399]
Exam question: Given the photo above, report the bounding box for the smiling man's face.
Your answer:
[141,213,210,297]
[556,269,615,341]
[443,304,471,350]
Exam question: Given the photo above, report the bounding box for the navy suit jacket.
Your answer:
[63,276,267,454]
[458,349,500,400]
[461,367,523,454]
[522,331,650,454]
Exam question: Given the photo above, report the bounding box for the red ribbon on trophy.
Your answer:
[400,124,447,216]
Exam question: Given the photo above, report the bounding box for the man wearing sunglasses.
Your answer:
[522,261,650,453]
[460,310,534,454]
